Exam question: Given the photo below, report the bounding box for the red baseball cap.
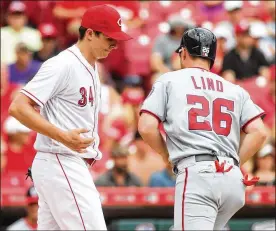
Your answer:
[38,23,58,38]
[8,1,26,13]
[235,20,250,35]
[81,4,132,41]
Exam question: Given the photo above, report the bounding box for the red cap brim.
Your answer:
[104,31,133,41]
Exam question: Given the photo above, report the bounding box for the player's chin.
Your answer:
[98,50,111,59]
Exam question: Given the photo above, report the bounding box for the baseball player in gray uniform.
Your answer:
[138,28,267,230]
[9,5,132,230]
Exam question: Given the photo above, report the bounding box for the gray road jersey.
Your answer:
[141,68,265,164]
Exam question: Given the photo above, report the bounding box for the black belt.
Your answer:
[173,154,239,174]
[195,154,239,167]
[173,154,239,175]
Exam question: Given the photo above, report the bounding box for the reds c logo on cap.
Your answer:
[117,18,122,27]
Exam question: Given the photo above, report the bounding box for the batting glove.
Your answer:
[242,174,260,186]
[215,160,233,173]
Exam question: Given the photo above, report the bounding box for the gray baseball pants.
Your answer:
[173,155,245,230]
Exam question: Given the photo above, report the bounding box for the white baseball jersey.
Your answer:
[7,218,36,230]
[141,67,265,164]
[20,45,102,160]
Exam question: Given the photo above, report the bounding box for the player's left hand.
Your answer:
[242,174,260,186]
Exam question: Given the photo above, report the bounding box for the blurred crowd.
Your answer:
[1,0,275,194]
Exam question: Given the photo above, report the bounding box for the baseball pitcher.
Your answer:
[9,5,132,230]
[138,28,267,230]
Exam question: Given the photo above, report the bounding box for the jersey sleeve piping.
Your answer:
[241,112,266,133]
[20,89,45,107]
[140,109,162,123]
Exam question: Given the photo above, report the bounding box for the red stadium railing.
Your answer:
[1,186,275,207]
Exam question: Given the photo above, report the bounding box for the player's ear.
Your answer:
[180,48,186,61]
[86,29,94,41]
[184,49,187,60]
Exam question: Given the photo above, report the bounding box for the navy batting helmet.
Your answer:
[175,27,217,68]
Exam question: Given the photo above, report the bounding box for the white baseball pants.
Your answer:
[31,152,107,230]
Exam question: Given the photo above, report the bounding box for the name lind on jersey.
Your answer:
[191,76,224,92]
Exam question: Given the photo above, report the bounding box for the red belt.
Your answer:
[83,158,96,167]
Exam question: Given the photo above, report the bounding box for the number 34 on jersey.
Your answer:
[78,86,94,107]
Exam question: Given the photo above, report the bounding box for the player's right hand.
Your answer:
[60,128,94,153]
[242,174,260,186]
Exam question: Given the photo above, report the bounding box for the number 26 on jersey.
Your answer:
[187,95,234,136]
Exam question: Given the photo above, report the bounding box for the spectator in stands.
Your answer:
[150,14,194,76]
[8,42,41,84]
[1,137,7,172]
[104,75,146,152]
[24,1,57,28]
[53,1,101,47]
[1,63,20,131]
[3,116,35,173]
[262,1,275,64]
[6,185,38,230]
[222,21,270,83]
[197,1,226,24]
[33,23,59,63]
[148,160,176,187]
[1,1,42,65]
[253,65,275,129]
[211,25,231,75]
[249,21,275,65]
[98,75,144,156]
[253,143,275,186]
[217,1,244,51]
[98,63,123,155]
[108,1,144,30]
[121,75,145,125]
[95,145,142,187]
[128,132,165,186]
[102,74,144,154]
[53,1,90,24]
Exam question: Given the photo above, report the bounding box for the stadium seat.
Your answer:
[241,0,269,21]
[124,33,153,76]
